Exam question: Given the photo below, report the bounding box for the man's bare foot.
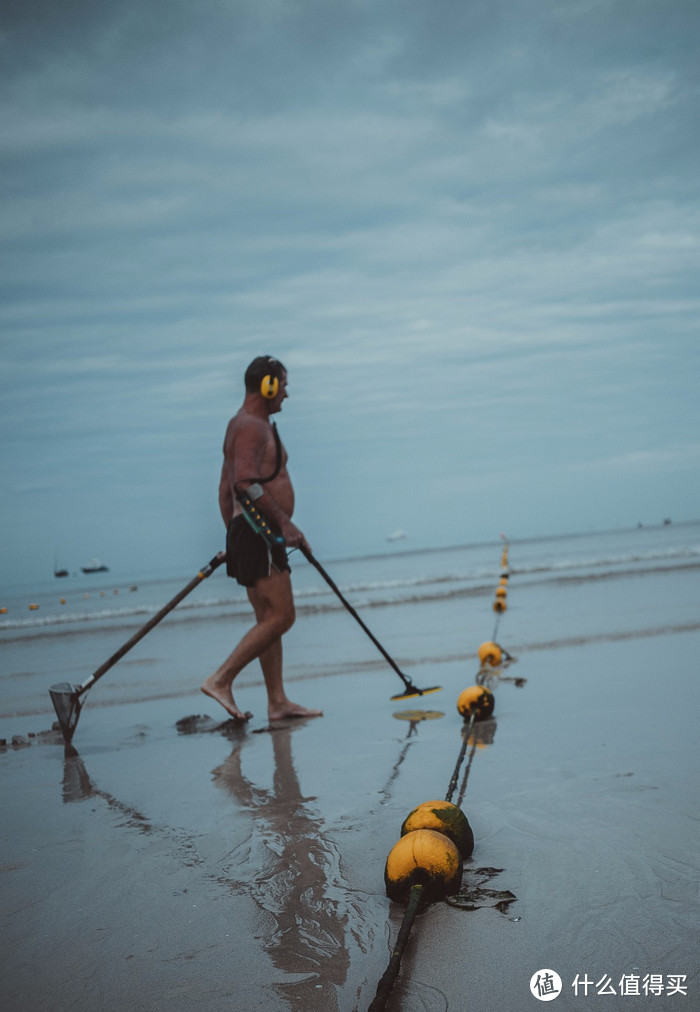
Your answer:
[201,677,250,722]
[268,701,324,721]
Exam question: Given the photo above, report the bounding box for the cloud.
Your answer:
[571,444,700,476]
[1,0,698,579]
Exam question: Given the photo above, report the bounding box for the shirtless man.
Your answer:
[201,356,323,723]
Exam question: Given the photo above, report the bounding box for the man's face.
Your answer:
[271,372,288,412]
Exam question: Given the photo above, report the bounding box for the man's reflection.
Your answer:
[211,724,353,1010]
[61,725,373,1009]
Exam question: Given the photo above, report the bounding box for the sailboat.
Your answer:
[54,554,69,578]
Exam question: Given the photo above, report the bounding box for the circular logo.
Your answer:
[530,969,562,1001]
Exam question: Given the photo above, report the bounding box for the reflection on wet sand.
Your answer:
[211,724,357,1011]
[59,726,375,1009]
[476,656,526,693]
[450,717,497,809]
[379,710,445,805]
[61,744,152,831]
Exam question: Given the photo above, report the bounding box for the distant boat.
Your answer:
[54,566,69,578]
[386,529,408,542]
[81,558,109,573]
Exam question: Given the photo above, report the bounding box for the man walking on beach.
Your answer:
[201,356,323,723]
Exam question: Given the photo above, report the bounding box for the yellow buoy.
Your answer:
[493,598,506,613]
[478,641,502,666]
[29,603,39,611]
[495,585,507,599]
[401,800,474,859]
[457,685,495,721]
[0,607,7,614]
[60,598,66,605]
[384,829,463,904]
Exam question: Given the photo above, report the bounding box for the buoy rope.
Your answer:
[368,883,424,1011]
[444,711,476,804]
[456,734,481,809]
[492,610,502,642]
[369,541,512,1010]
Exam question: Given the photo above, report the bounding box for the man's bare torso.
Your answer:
[223,408,295,521]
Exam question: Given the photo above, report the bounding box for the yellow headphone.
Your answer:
[260,374,279,399]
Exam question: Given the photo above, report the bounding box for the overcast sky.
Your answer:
[1,0,698,584]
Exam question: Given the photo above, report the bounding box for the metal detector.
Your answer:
[49,552,226,743]
[234,487,441,700]
[299,546,442,700]
[234,485,441,700]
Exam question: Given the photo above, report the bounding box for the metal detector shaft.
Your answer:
[300,545,427,696]
[76,551,226,695]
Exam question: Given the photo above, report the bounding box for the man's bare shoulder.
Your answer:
[224,408,270,453]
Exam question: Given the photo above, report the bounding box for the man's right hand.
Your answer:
[280,518,310,553]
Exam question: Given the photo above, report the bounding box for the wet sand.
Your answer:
[1,562,699,1010]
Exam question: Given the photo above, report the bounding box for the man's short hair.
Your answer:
[244,355,287,394]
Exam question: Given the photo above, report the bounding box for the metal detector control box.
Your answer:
[236,492,286,548]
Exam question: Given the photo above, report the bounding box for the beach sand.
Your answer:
[1,554,698,1010]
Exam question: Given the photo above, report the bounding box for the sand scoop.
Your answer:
[49,552,226,743]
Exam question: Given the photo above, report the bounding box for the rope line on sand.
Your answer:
[369,537,516,1011]
[368,881,424,1011]
[444,711,476,805]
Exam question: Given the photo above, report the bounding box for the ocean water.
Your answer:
[3,520,698,635]
[1,520,698,734]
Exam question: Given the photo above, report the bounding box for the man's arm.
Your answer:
[237,476,309,551]
[219,460,234,526]
[241,483,308,550]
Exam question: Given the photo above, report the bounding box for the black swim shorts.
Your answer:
[225,515,290,587]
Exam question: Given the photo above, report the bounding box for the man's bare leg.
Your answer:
[201,568,321,721]
[248,579,323,722]
[201,569,295,719]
